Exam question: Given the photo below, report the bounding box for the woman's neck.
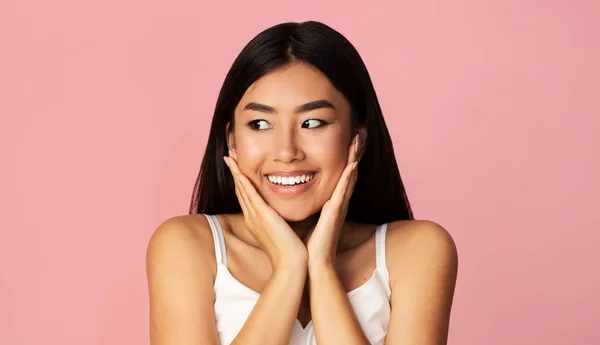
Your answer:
[287,212,320,243]
[227,212,366,253]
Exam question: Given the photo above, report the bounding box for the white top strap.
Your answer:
[204,214,228,266]
[375,223,388,268]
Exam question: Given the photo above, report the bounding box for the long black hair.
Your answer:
[189,21,414,224]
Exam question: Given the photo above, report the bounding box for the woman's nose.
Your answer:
[273,127,303,163]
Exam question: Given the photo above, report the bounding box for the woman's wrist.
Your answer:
[307,258,336,275]
[270,262,308,293]
[272,256,309,275]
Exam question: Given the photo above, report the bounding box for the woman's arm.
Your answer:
[384,220,458,345]
[146,218,220,345]
[146,217,308,345]
[308,262,371,345]
[305,136,370,344]
[222,156,310,344]
[231,263,307,345]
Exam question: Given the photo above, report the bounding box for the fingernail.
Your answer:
[352,161,358,171]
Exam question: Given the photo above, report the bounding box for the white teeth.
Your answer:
[267,173,315,186]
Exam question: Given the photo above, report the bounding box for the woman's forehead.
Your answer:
[237,62,349,113]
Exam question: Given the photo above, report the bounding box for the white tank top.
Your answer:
[205,214,391,345]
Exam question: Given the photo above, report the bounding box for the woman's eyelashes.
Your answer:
[247,119,328,131]
[248,119,271,130]
[302,119,327,129]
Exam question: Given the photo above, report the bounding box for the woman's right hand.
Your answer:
[224,156,308,270]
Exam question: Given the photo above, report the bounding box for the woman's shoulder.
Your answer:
[145,214,222,342]
[149,214,215,244]
[385,219,457,252]
[385,219,457,261]
[385,219,458,285]
[146,214,219,277]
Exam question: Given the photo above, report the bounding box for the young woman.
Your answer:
[146,21,458,345]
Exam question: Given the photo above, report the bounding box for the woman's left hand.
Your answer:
[306,133,361,266]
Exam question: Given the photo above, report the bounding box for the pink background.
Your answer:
[2,0,599,344]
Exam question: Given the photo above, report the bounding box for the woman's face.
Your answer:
[228,62,354,222]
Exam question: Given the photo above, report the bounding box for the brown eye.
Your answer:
[247,120,271,130]
[302,119,326,129]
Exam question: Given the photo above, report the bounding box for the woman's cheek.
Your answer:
[244,139,265,158]
[309,141,347,166]
[235,136,265,172]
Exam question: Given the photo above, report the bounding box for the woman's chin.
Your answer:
[278,211,310,223]
[272,205,316,223]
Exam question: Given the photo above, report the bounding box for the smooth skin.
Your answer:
[146,62,458,345]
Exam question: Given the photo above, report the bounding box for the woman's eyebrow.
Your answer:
[243,100,336,114]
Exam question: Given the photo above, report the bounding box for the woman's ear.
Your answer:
[225,122,237,160]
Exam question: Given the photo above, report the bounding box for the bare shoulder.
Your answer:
[385,219,459,286]
[146,214,217,275]
[145,214,220,344]
[384,219,459,344]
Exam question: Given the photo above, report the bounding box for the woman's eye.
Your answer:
[248,119,325,130]
[248,120,271,130]
[302,119,325,129]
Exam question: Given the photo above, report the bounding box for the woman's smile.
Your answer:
[264,171,319,197]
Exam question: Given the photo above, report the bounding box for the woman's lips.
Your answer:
[265,173,317,197]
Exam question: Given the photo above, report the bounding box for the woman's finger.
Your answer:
[342,161,358,209]
[226,158,247,213]
[224,157,253,216]
[334,134,359,204]
[234,173,251,214]
[337,134,360,208]
[331,162,355,206]
[341,161,358,204]
[227,156,266,212]
[232,162,255,216]
[236,172,268,210]
[347,134,359,165]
